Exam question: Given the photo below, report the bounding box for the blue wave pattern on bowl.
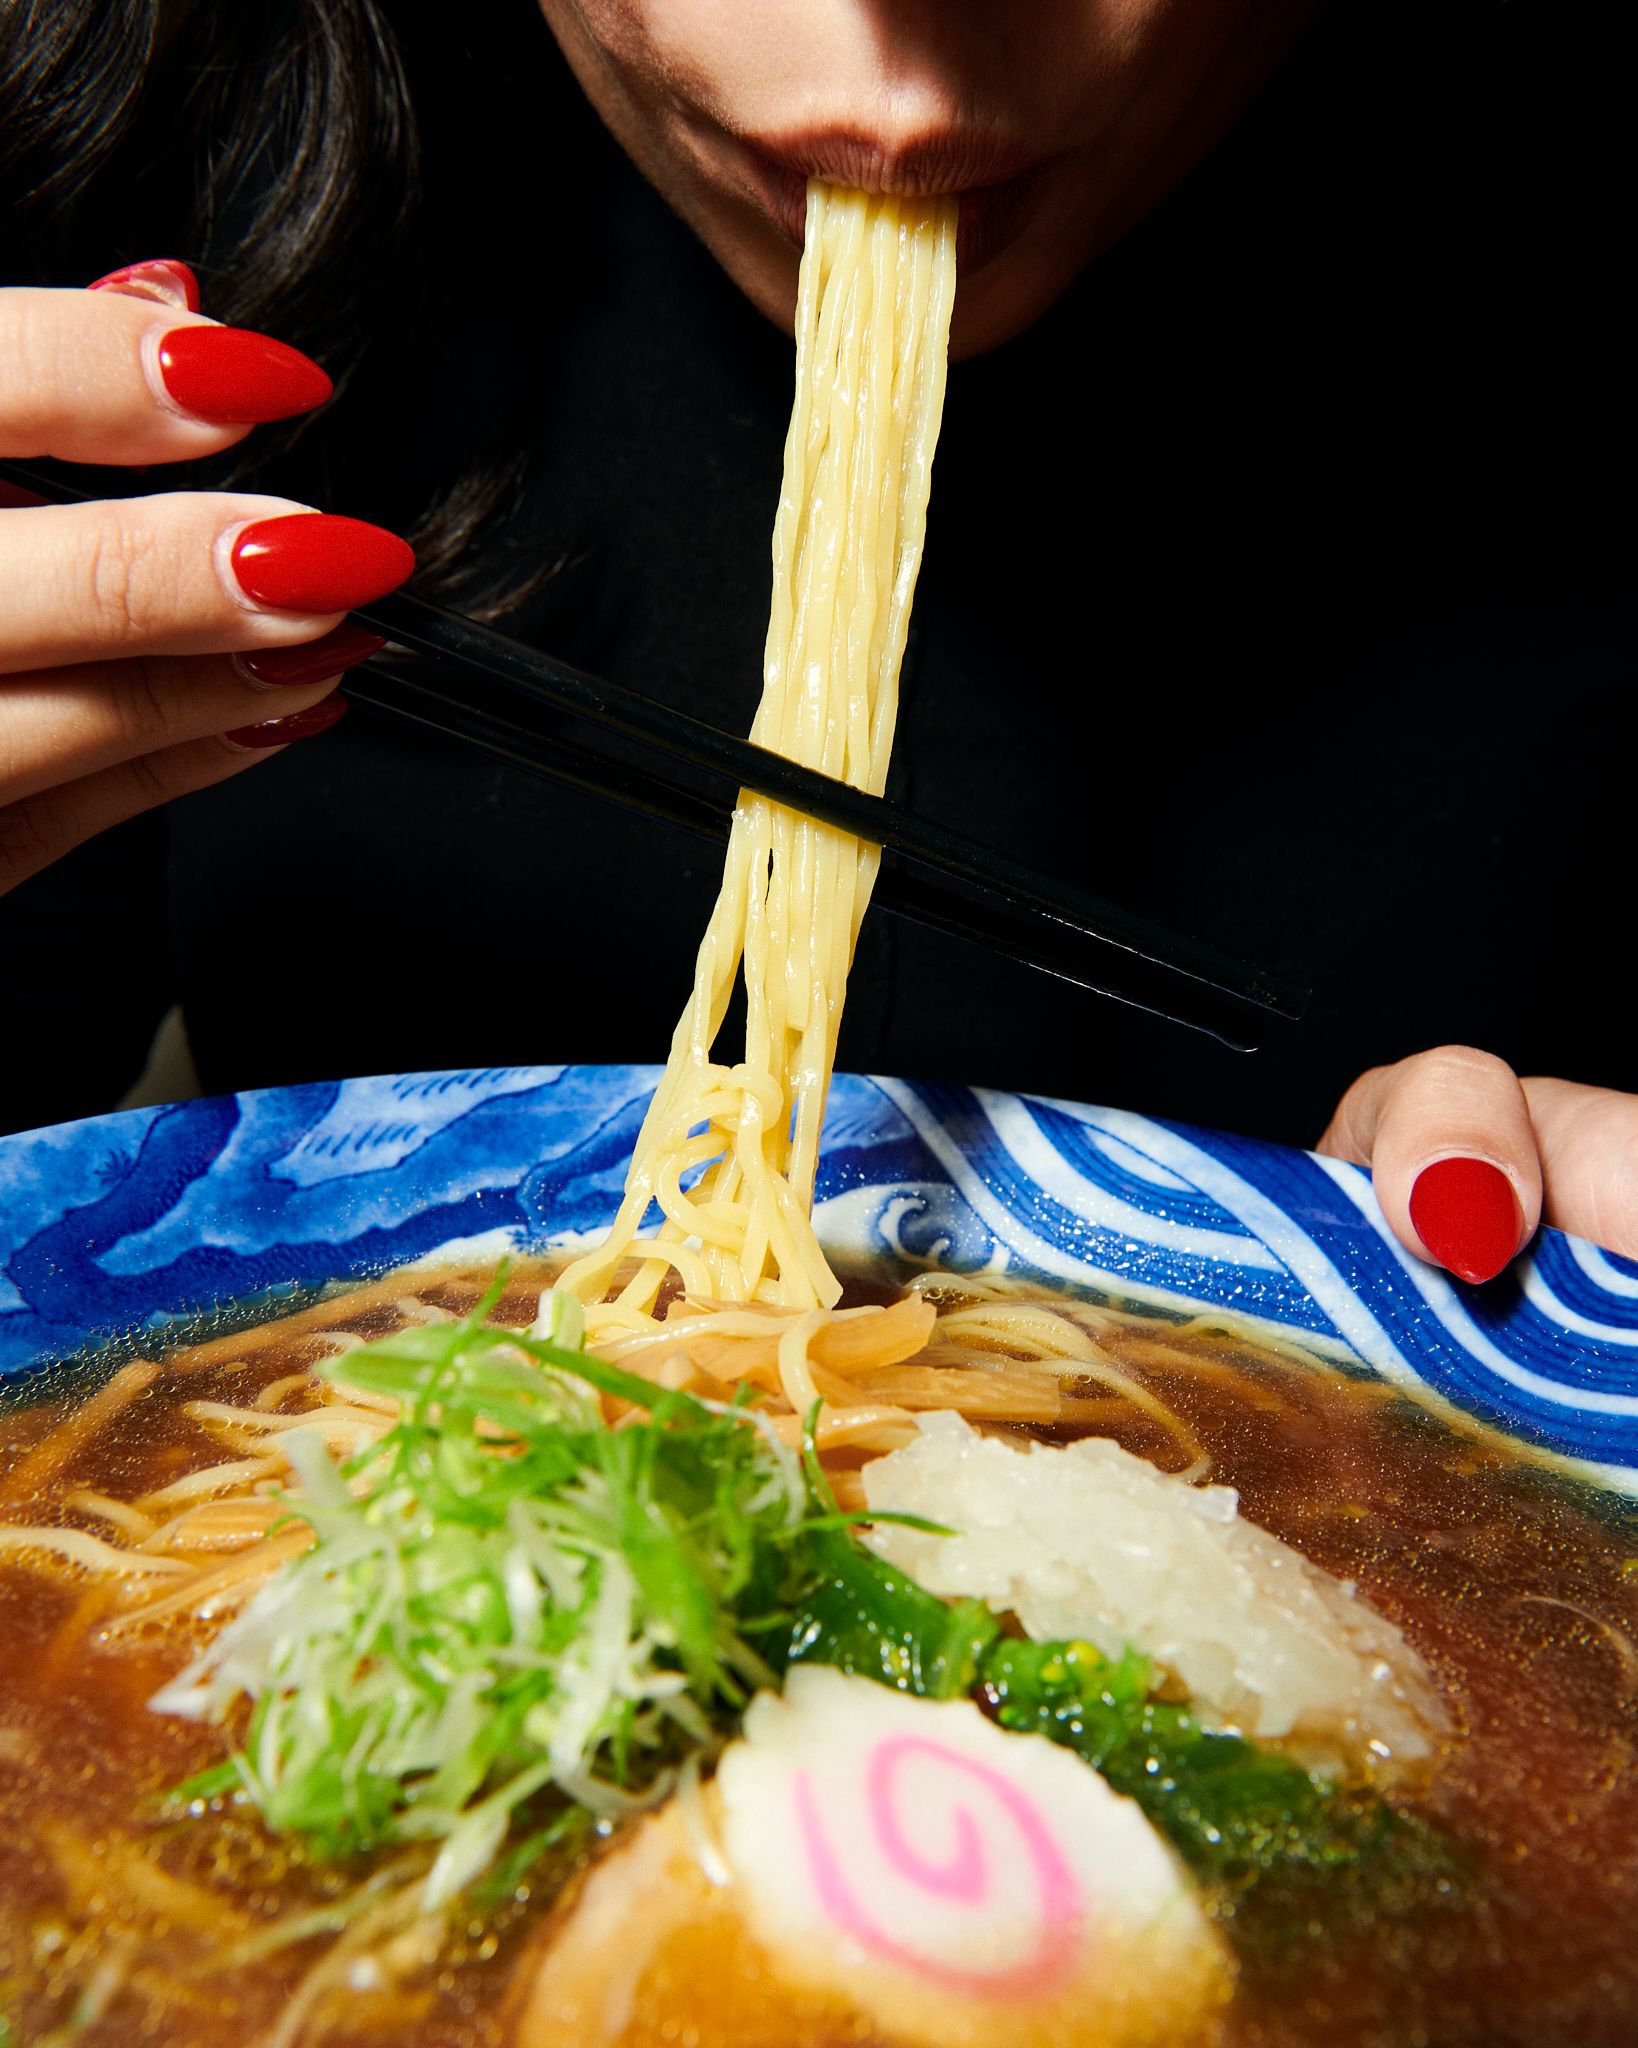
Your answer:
[2,1066,1635,1490]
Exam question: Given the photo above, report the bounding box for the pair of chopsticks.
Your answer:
[2,459,1307,1048]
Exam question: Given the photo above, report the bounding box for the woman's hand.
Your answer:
[1318,1046,1638,1278]
[0,260,413,897]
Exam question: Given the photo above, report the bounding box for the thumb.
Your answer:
[1317,1045,1541,1283]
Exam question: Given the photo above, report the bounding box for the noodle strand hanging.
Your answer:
[559,186,957,1331]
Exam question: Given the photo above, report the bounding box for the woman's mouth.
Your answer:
[734,130,1048,273]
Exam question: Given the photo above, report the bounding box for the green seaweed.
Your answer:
[977,1635,1469,1957]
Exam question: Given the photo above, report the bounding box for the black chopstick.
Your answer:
[355,590,1306,1025]
[345,658,1293,1050]
[1,458,1308,1048]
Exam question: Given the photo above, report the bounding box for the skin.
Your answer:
[1,2,1632,1266]
[0,277,355,889]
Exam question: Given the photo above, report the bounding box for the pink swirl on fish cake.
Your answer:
[793,1733,1084,1998]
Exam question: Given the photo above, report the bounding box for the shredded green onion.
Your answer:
[157,1274,831,1906]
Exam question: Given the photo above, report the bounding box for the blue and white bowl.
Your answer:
[3,1066,1636,1494]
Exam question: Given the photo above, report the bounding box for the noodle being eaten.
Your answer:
[559,184,956,1330]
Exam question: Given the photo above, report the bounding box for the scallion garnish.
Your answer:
[155,1275,839,1906]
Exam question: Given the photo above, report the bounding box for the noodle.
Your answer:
[559,184,957,1336]
[98,1528,317,1639]
[0,1525,191,1578]
[60,1488,158,1542]
[0,1357,160,1505]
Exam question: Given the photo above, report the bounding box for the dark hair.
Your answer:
[0,0,554,612]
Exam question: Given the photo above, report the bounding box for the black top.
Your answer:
[2,3,1630,1144]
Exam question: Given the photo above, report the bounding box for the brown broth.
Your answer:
[0,1266,1635,2048]
[1054,1312,1638,2048]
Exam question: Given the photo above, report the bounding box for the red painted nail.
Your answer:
[230,514,414,613]
[239,625,387,687]
[224,695,349,750]
[88,258,200,310]
[1408,1157,1523,1284]
[157,326,332,424]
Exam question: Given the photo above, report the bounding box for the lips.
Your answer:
[737,130,1046,273]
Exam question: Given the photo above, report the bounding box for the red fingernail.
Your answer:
[230,514,414,613]
[239,625,387,688]
[224,695,349,750]
[1408,1157,1523,1284]
[88,258,200,310]
[157,326,332,424]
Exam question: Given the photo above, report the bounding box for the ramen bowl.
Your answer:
[4,1067,1638,2048]
[3,1063,1636,1489]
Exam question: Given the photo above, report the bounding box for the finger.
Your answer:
[1317,1045,1542,1282]
[0,495,414,673]
[86,258,202,311]
[0,285,330,466]
[0,699,347,897]
[1520,1077,1638,1260]
[0,625,384,805]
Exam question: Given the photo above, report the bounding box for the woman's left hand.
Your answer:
[1317,1046,1638,1280]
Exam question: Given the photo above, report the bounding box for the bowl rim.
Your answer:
[2,1064,1636,1497]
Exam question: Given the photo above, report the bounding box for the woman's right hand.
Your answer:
[0,260,414,897]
